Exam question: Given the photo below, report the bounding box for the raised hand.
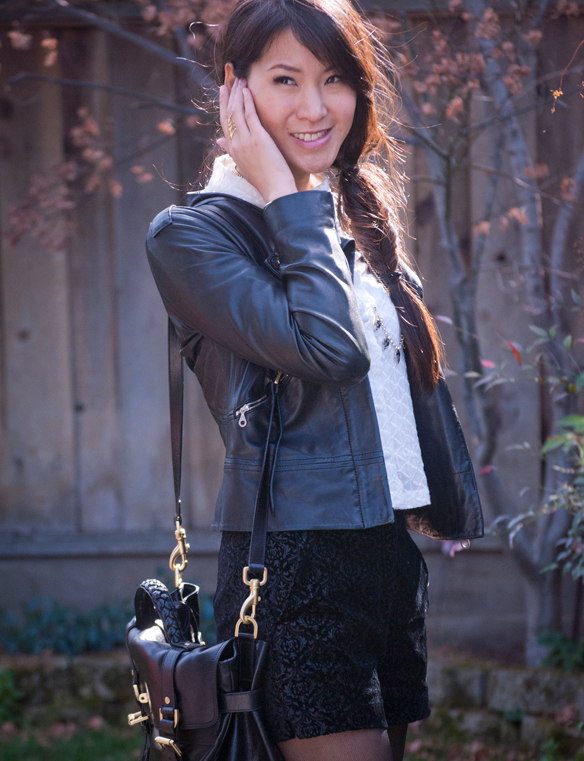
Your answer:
[217,77,298,204]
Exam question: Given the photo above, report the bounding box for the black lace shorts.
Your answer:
[213,511,430,743]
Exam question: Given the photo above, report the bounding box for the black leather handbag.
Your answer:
[125,320,285,761]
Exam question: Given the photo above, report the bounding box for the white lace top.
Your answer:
[202,155,430,510]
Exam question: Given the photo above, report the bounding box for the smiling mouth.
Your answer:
[291,128,332,142]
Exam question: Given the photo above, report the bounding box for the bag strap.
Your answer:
[168,319,184,524]
[167,319,283,607]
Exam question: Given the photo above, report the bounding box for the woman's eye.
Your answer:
[274,76,296,85]
[326,74,342,84]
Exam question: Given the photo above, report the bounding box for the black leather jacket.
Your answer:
[146,190,483,540]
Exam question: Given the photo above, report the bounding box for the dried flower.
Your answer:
[561,177,577,203]
[507,207,528,225]
[109,180,123,199]
[157,118,176,135]
[473,220,491,237]
[445,96,464,120]
[501,41,515,60]
[523,30,543,45]
[8,30,32,50]
[475,8,501,40]
[142,4,158,21]
[524,164,549,180]
[41,35,58,51]
[43,50,58,67]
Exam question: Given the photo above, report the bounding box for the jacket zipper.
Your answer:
[234,373,289,427]
[235,396,268,427]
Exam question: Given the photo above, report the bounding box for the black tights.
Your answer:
[278,723,408,761]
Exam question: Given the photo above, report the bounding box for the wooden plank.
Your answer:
[106,35,180,531]
[182,373,225,529]
[61,28,124,532]
[0,37,77,531]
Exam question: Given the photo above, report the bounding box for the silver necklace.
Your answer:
[373,306,405,364]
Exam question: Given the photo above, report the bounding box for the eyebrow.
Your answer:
[267,63,334,73]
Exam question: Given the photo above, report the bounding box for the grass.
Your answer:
[0,726,142,761]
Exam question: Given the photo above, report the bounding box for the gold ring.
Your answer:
[228,115,236,140]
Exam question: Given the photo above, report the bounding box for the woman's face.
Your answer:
[237,29,357,188]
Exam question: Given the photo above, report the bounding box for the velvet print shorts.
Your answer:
[213,511,430,742]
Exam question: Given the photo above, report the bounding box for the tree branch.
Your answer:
[40,0,214,89]
[550,147,584,301]
[9,72,209,118]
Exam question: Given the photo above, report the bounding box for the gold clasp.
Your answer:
[133,682,152,711]
[128,711,149,726]
[234,566,268,639]
[169,518,189,588]
[154,737,183,757]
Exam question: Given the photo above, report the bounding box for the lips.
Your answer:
[290,128,332,142]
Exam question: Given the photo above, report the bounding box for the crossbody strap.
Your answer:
[167,319,282,588]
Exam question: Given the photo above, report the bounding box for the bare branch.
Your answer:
[471,130,505,278]
[468,0,545,316]
[41,0,214,89]
[9,72,210,118]
[550,147,584,301]
[468,162,562,205]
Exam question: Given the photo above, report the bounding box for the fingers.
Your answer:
[218,83,231,148]
[241,86,264,135]
[219,79,248,147]
[230,79,250,140]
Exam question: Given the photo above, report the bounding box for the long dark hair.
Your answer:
[213,0,444,395]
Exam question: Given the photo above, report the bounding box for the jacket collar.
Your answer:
[187,155,357,281]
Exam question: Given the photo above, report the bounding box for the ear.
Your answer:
[224,62,237,89]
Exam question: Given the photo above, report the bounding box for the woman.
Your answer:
[146,0,483,758]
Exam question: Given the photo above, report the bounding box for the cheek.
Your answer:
[248,85,286,141]
[339,96,357,136]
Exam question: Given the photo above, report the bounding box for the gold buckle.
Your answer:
[128,711,148,726]
[234,566,268,639]
[154,737,183,757]
[169,518,189,588]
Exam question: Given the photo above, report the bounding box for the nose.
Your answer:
[296,85,328,123]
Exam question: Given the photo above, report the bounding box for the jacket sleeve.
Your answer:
[145,190,371,385]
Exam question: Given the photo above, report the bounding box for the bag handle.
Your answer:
[167,319,283,635]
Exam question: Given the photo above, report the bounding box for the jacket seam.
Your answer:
[338,386,365,526]
[224,451,384,465]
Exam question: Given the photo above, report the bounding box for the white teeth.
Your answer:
[292,130,329,142]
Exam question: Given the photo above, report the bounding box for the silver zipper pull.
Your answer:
[237,404,250,427]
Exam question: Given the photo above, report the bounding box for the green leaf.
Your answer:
[571,289,582,306]
[564,335,573,350]
[542,437,564,454]
[529,325,548,337]
[558,415,584,434]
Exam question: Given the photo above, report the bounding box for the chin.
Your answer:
[291,155,335,175]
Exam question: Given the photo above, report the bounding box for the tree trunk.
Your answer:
[525,568,564,666]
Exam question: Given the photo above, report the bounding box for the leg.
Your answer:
[386,723,408,761]
[279,728,392,761]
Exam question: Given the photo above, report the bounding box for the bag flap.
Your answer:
[127,624,234,729]
[174,638,235,729]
